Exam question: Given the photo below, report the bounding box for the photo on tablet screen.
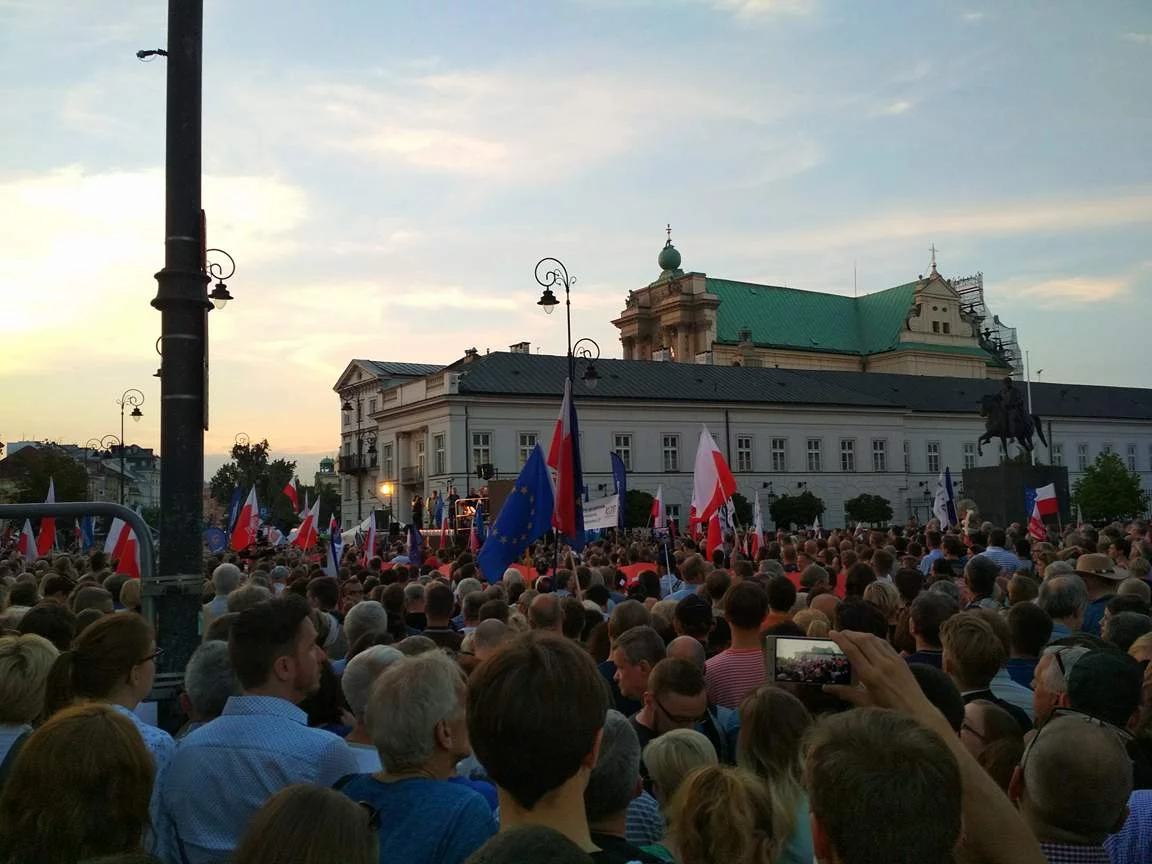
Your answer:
[770,637,852,686]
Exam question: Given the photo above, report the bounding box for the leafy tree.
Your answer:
[768,491,825,529]
[3,446,89,503]
[209,438,300,530]
[1073,451,1146,524]
[623,489,655,529]
[730,492,753,526]
[844,493,893,527]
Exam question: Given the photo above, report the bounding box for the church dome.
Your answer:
[658,240,682,273]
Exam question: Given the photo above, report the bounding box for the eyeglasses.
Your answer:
[653,694,706,726]
[1020,708,1132,773]
[137,648,164,665]
[357,801,381,831]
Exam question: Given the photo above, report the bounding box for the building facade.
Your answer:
[333,351,1152,529]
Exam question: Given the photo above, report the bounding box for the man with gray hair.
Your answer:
[1009,715,1133,861]
[471,619,509,662]
[203,562,242,637]
[337,651,496,859]
[585,710,666,863]
[179,640,238,738]
[334,600,389,674]
[340,644,404,771]
[1037,574,1088,642]
[1031,644,1094,726]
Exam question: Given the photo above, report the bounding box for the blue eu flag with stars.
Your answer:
[477,444,555,582]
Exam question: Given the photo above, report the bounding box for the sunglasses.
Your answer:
[1020,707,1132,773]
[653,694,706,726]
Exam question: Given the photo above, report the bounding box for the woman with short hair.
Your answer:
[234,784,377,864]
[0,633,58,768]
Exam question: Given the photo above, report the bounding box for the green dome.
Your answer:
[658,241,682,272]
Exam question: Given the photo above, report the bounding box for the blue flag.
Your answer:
[610,452,628,529]
[474,502,485,543]
[78,515,96,551]
[226,486,243,532]
[477,445,555,582]
[408,522,423,565]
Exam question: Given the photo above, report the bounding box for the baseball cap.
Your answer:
[675,594,714,637]
[1066,650,1143,728]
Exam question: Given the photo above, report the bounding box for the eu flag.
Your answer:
[610,452,628,529]
[477,444,555,582]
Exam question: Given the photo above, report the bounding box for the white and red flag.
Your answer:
[230,487,259,551]
[547,378,586,550]
[293,497,320,550]
[17,519,37,560]
[751,491,763,558]
[1034,484,1058,518]
[104,518,140,579]
[363,518,377,565]
[651,485,665,530]
[282,478,299,513]
[36,477,56,558]
[691,427,737,525]
[706,511,723,560]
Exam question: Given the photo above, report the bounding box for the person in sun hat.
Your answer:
[1074,553,1130,637]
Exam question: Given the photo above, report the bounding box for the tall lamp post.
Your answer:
[115,389,145,505]
[86,435,122,502]
[378,481,394,528]
[341,396,378,523]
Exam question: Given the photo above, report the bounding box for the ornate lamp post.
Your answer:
[341,397,378,523]
[534,258,601,389]
[115,389,145,505]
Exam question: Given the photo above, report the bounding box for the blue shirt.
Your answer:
[981,546,1023,575]
[0,723,30,767]
[1049,621,1075,643]
[1107,790,1152,864]
[1005,657,1037,690]
[1083,595,1115,637]
[159,695,359,864]
[338,775,496,864]
[112,704,175,855]
[919,549,944,575]
[626,790,665,847]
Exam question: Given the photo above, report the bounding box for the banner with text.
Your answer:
[583,494,621,531]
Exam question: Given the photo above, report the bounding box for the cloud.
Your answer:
[962,11,985,23]
[1122,33,1152,45]
[699,0,816,18]
[873,100,914,117]
[1011,276,1131,307]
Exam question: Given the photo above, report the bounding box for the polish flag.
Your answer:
[293,497,320,549]
[437,506,448,551]
[1028,501,1047,542]
[751,492,763,558]
[651,486,665,530]
[230,487,259,551]
[17,519,37,560]
[363,518,377,565]
[104,519,140,579]
[1034,484,1058,518]
[706,511,723,561]
[547,379,585,549]
[36,477,56,558]
[691,427,737,525]
[282,478,299,513]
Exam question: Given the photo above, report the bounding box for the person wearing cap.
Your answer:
[1075,553,1129,637]
[1067,650,1152,790]
[671,595,713,653]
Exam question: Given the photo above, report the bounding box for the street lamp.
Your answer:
[341,395,377,522]
[534,258,601,389]
[115,388,145,505]
[379,480,394,526]
[206,248,236,310]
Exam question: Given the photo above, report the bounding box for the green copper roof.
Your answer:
[707,278,985,359]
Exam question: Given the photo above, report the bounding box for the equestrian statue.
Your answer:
[978,378,1048,458]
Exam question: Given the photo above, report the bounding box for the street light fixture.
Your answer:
[114,388,145,505]
[206,248,236,310]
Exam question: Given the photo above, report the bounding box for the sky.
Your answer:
[2,0,1150,480]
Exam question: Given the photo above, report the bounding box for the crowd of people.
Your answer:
[1,510,1152,863]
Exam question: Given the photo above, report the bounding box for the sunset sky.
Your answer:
[3,1,1150,479]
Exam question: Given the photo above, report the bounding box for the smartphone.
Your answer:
[764,635,854,687]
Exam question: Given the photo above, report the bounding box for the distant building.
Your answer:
[613,233,1017,379]
[314,456,339,492]
[0,440,159,509]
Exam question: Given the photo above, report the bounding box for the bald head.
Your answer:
[528,593,563,632]
[1017,716,1133,843]
[810,592,840,621]
[472,619,510,660]
[666,635,706,670]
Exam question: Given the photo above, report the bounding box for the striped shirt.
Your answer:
[704,649,766,709]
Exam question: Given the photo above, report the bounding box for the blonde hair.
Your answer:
[119,579,142,611]
[0,634,59,724]
[644,728,717,804]
[738,685,812,846]
[792,608,829,635]
[863,580,901,623]
[667,765,778,864]
[1129,632,1152,664]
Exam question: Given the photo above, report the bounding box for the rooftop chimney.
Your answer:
[509,341,531,354]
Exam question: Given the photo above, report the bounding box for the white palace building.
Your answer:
[333,240,1152,529]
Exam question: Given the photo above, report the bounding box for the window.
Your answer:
[662,435,680,472]
[342,411,350,427]
[472,432,492,470]
[963,443,977,470]
[433,434,445,475]
[368,398,377,415]
[416,439,425,476]
[932,321,940,334]
[771,438,788,472]
[613,434,633,472]
[736,436,753,472]
[381,443,393,479]
[942,322,951,335]
[872,439,887,473]
[1051,443,1063,467]
[926,441,940,474]
[903,440,911,473]
[1077,443,1088,471]
[807,439,823,473]
[840,439,855,472]
[666,504,681,523]
[1128,444,1138,472]
[518,432,538,467]
[1103,443,1114,455]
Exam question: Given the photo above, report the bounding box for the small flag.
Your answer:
[282,478,299,512]
[706,511,723,561]
[610,452,628,529]
[547,379,586,551]
[293,497,321,550]
[476,445,556,582]
[651,485,665,530]
[325,515,343,577]
[36,477,57,558]
[17,519,37,560]
[408,522,423,565]
[931,468,958,529]
[364,517,377,565]
[104,519,140,579]
[1034,483,1058,518]
[77,515,96,551]
[230,488,259,551]
[226,486,244,532]
[691,427,737,524]
[751,491,763,558]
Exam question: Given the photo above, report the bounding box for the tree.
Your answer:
[1074,451,1146,524]
[623,489,655,529]
[768,491,825,529]
[0,445,89,504]
[209,438,300,530]
[844,493,893,527]
[730,492,753,526]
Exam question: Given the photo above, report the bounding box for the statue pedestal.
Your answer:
[961,464,1071,529]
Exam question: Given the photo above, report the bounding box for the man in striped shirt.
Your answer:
[704,581,769,709]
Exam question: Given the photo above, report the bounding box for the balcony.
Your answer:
[338,454,378,474]
[400,465,424,485]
